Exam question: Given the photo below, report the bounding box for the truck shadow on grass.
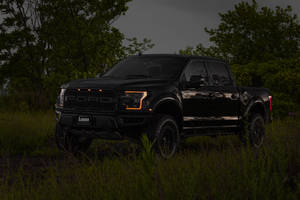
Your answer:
[0,135,244,177]
[1,118,294,180]
[86,134,245,160]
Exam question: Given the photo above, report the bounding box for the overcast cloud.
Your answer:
[113,0,300,53]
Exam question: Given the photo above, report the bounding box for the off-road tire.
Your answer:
[55,123,67,151]
[240,114,265,148]
[65,133,92,154]
[248,114,265,148]
[147,114,180,159]
[55,124,92,154]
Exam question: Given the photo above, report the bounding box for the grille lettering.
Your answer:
[64,89,116,112]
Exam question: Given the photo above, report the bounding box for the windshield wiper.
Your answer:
[125,74,151,79]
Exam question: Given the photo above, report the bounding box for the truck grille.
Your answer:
[64,88,117,112]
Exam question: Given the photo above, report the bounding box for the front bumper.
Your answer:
[56,110,152,139]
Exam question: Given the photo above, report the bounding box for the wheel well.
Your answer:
[154,101,183,129]
[248,103,266,122]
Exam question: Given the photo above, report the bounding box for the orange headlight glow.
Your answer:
[124,91,147,110]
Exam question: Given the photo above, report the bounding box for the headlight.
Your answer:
[58,88,66,107]
[120,91,147,110]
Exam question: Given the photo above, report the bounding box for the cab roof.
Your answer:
[129,54,226,63]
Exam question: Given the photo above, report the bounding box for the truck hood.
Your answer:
[65,77,171,90]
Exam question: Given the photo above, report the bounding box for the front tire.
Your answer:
[65,133,92,154]
[55,124,92,154]
[55,123,67,150]
[148,115,180,159]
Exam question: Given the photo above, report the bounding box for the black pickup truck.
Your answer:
[55,54,272,158]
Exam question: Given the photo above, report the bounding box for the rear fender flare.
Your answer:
[243,98,266,120]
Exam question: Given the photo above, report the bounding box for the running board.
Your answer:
[183,125,239,130]
[182,125,240,137]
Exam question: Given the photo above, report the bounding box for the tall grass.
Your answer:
[0,112,299,199]
[0,111,56,156]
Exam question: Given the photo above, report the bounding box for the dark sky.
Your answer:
[113,0,300,53]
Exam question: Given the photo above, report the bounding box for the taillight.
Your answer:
[269,96,272,111]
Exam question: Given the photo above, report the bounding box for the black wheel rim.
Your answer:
[251,118,265,148]
[158,122,177,158]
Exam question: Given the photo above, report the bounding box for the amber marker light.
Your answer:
[88,88,91,92]
[125,91,147,110]
[77,88,81,92]
[99,89,102,92]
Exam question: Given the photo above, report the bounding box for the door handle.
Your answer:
[209,92,223,98]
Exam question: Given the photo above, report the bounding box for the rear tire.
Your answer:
[147,115,180,159]
[249,114,265,148]
[240,114,265,148]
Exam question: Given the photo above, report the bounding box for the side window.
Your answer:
[181,60,209,88]
[206,62,232,86]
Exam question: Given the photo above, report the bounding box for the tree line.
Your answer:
[0,0,153,110]
[1,0,300,116]
[180,0,300,116]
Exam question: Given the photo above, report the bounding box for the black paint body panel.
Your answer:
[55,54,272,139]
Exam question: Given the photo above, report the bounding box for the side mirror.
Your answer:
[199,77,206,86]
[188,75,207,88]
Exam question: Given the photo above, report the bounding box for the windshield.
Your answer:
[102,56,188,79]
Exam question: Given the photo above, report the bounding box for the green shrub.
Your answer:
[232,59,300,117]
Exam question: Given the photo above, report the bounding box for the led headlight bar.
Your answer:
[121,91,147,110]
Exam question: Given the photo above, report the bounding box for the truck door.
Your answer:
[181,60,214,127]
[205,61,240,126]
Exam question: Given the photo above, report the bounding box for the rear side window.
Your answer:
[206,61,233,86]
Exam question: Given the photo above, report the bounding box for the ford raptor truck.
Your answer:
[55,54,272,158]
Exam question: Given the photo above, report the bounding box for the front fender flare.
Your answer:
[152,97,183,113]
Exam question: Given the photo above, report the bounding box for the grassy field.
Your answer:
[0,112,299,200]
